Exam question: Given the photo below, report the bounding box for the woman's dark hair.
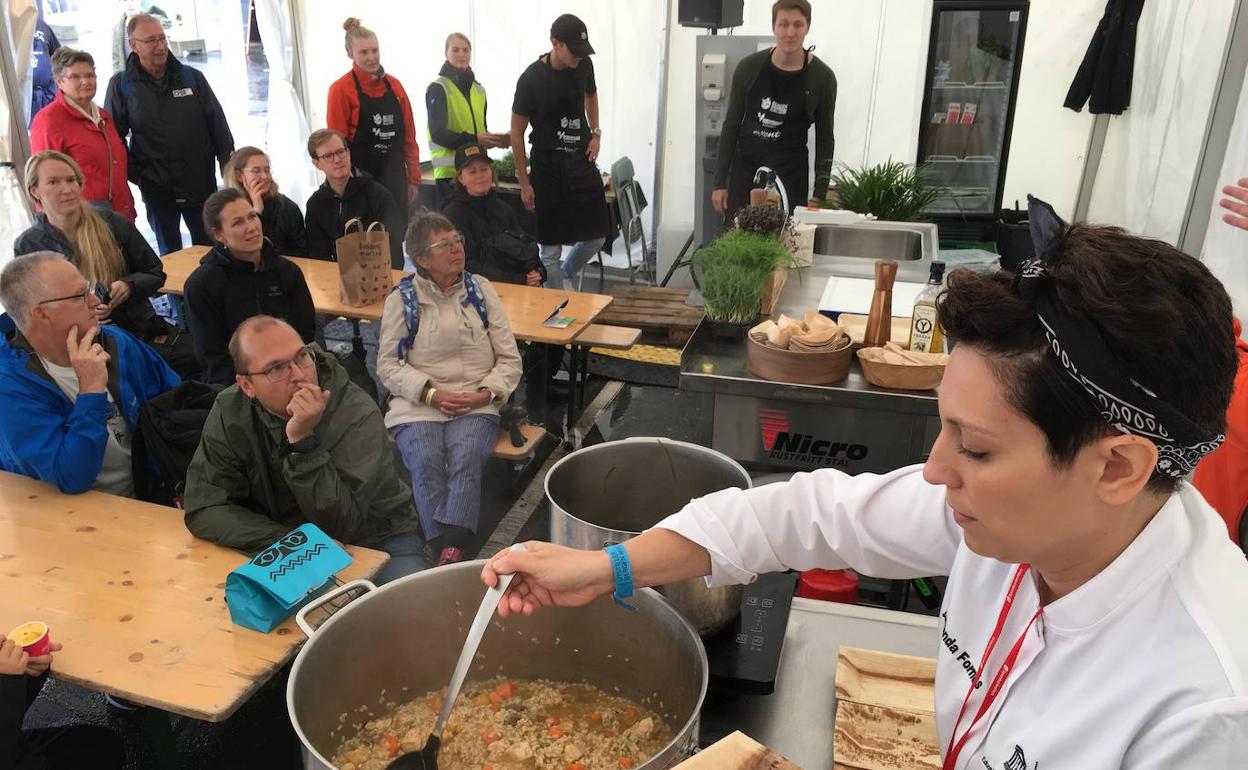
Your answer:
[202,187,249,234]
[405,211,456,259]
[938,224,1236,494]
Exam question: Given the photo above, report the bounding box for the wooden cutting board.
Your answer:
[839,313,913,348]
[675,731,802,769]
[833,646,940,770]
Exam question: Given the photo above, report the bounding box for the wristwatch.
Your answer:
[590,127,602,137]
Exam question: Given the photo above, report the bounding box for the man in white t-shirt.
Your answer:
[0,251,178,495]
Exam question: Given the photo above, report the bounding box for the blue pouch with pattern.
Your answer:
[225,524,352,632]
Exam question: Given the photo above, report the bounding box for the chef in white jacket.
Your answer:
[484,200,1248,770]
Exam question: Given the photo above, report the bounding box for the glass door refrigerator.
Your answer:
[917,1,1029,236]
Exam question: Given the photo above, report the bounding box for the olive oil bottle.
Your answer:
[908,261,946,353]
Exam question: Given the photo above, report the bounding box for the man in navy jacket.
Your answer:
[0,252,178,495]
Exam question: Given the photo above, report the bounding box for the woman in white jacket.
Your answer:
[379,212,521,567]
[483,200,1248,769]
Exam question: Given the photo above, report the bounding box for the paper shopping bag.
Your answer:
[335,218,393,307]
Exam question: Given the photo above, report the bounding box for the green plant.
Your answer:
[493,150,517,180]
[826,160,943,221]
[695,229,791,323]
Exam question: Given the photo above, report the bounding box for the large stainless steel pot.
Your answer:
[547,438,749,636]
[288,562,708,770]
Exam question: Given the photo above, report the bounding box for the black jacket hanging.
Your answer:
[1064,0,1147,115]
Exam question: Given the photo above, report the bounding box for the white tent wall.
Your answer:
[1086,0,1240,244]
[295,1,665,236]
[1201,54,1248,317]
[1,0,35,269]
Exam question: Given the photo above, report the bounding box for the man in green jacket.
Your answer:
[183,315,425,582]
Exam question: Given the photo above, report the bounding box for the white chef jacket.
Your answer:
[656,465,1248,769]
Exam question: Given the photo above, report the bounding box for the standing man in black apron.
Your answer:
[327,17,421,245]
[712,0,837,225]
[510,14,609,291]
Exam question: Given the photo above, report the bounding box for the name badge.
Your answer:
[172,87,194,98]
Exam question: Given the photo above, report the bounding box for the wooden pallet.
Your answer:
[596,286,705,346]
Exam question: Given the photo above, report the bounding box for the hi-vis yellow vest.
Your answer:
[428,76,487,180]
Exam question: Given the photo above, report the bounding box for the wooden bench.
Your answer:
[492,423,546,462]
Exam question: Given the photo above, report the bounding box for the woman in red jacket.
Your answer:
[28,47,136,221]
[326,18,421,226]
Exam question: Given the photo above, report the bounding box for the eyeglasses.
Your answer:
[428,234,465,251]
[241,345,316,383]
[61,73,97,83]
[132,35,168,46]
[38,282,98,307]
[315,147,350,162]
[242,166,272,176]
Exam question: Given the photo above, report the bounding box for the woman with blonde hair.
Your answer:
[326,17,421,227]
[29,47,136,221]
[223,146,307,256]
[13,150,197,378]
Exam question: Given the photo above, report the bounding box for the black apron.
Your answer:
[349,71,409,222]
[725,51,812,226]
[530,149,609,245]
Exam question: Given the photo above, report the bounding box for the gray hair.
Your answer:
[404,212,456,262]
[0,252,69,330]
[50,47,95,80]
[127,13,162,37]
[229,315,298,373]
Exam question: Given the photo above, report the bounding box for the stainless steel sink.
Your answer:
[808,221,939,282]
[814,226,923,261]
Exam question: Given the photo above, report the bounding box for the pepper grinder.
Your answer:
[863,259,898,347]
[749,188,767,206]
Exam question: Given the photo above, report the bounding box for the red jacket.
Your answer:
[1193,318,1248,546]
[29,90,137,221]
[326,64,421,186]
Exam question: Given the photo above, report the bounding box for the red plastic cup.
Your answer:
[9,621,52,657]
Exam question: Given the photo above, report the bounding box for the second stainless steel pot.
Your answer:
[547,437,750,636]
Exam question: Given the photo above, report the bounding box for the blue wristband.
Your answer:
[604,544,639,612]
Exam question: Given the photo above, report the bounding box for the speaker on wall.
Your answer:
[678,0,745,30]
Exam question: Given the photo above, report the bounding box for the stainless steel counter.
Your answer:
[680,258,941,473]
[699,598,939,769]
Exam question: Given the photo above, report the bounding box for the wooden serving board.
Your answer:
[596,286,705,346]
[833,646,940,770]
[838,313,912,348]
[676,731,802,769]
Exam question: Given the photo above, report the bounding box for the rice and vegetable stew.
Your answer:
[332,676,676,770]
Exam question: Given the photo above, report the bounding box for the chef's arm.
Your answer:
[510,113,531,187]
[586,93,600,133]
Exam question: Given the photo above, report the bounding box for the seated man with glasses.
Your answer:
[0,252,179,495]
[304,128,405,268]
[183,315,426,582]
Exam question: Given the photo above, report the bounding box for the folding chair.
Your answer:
[579,156,654,291]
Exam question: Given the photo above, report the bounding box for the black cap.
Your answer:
[454,143,491,171]
[551,14,594,57]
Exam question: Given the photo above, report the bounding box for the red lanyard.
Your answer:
[942,564,1043,770]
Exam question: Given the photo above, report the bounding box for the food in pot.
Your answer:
[332,676,674,770]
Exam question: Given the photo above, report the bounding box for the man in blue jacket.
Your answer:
[104,13,234,255]
[0,252,178,495]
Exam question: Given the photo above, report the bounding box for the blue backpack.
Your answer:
[394,272,489,360]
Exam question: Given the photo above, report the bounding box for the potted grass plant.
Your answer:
[823,160,943,221]
[695,228,792,341]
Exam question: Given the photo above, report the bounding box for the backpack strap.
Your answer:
[393,272,489,362]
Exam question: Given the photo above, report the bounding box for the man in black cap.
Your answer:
[510,14,609,290]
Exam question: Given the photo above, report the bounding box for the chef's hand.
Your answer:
[585,135,601,164]
[711,188,728,216]
[25,642,61,677]
[482,541,613,617]
[520,180,535,212]
[1220,177,1248,231]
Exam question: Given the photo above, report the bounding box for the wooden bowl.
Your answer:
[857,348,946,390]
[747,333,853,385]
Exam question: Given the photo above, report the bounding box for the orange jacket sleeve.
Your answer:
[326,74,358,142]
[389,77,422,186]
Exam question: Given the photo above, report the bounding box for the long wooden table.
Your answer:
[0,471,387,722]
[161,246,613,346]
